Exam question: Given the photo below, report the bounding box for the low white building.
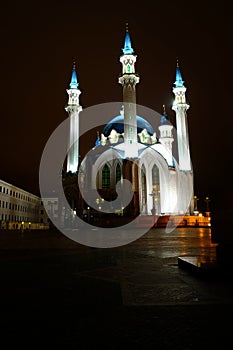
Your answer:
[0,179,49,230]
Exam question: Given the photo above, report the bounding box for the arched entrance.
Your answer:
[152,164,161,215]
[141,164,147,214]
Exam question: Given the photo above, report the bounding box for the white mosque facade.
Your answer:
[64,29,194,217]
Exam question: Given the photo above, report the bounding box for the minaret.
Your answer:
[65,62,82,173]
[118,24,139,158]
[158,105,174,156]
[172,61,191,171]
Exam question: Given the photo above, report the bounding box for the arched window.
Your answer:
[102,164,110,188]
[141,164,147,210]
[152,164,159,186]
[152,164,160,213]
[116,163,121,184]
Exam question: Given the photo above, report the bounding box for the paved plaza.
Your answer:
[0,226,233,348]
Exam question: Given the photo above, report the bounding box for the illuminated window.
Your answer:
[127,65,130,73]
[102,164,110,188]
[152,164,160,213]
[141,165,147,208]
[152,164,160,186]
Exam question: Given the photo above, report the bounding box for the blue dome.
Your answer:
[102,115,155,136]
[160,114,170,126]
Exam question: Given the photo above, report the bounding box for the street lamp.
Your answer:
[96,198,104,218]
[96,197,104,208]
[193,195,199,215]
[205,196,211,217]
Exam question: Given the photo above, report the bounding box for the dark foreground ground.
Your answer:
[0,227,233,349]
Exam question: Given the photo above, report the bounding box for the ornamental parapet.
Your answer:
[118,74,140,85]
[65,105,82,113]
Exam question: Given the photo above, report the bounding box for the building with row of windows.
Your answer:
[0,179,54,230]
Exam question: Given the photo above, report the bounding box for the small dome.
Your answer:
[102,115,155,137]
[160,114,170,126]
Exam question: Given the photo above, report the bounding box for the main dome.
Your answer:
[102,115,155,136]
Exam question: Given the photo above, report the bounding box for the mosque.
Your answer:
[63,28,194,219]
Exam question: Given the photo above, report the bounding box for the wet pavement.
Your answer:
[0,226,233,348]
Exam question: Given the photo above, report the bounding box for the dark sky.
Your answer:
[0,0,232,212]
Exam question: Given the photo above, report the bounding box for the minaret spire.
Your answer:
[118,25,139,158]
[172,60,191,171]
[163,104,166,115]
[69,60,79,89]
[175,59,184,88]
[123,23,134,55]
[95,130,101,147]
[65,62,82,173]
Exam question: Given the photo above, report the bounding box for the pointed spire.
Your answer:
[163,104,166,115]
[122,23,134,54]
[69,61,79,89]
[95,130,101,147]
[160,104,170,125]
[174,59,184,88]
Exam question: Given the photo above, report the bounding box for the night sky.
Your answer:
[0,0,232,213]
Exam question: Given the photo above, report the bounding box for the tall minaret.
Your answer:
[172,61,191,171]
[158,105,174,156]
[65,62,82,173]
[118,24,139,158]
